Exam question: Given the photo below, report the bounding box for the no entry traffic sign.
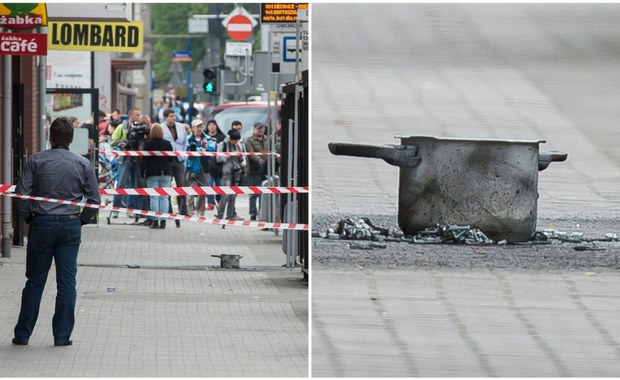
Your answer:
[226,14,253,41]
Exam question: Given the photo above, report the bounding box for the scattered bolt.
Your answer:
[348,242,372,250]
[369,242,387,249]
[574,244,606,251]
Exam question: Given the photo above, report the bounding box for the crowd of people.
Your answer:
[93,107,276,228]
[14,107,278,346]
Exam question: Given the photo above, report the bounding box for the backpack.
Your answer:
[208,142,226,179]
[187,133,210,174]
[186,154,203,174]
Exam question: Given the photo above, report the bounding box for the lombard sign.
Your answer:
[0,3,47,30]
[48,21,143,52]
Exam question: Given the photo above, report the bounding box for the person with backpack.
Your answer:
[245,122,270,221]
[223,120,248,220]
[205,119,226,211]
[185,119,214,216]
[109,107,145,218]
[214,129,246,220]
[141,123,173,229]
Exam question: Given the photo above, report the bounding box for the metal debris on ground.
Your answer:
[315,218,620,247]
[538,229,620,244]
[574,244,607,252]
[348,242,388,250]
[412,224,493,245]
[540,229,585,243]
[317,219,494,245]
[321,217,390,241]
[529,230,550,244]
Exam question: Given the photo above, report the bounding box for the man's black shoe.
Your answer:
[54,340,72,346]
[12,338,28,345]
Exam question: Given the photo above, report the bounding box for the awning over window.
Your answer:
[111,58,147,71]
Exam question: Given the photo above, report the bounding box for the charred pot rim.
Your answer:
[329,136,567,171]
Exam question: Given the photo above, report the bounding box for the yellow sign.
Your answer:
[48,21,143,52]
[261,3,308,24]
[0,3,47,30]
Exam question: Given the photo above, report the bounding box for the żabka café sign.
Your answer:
[0,3,48,56]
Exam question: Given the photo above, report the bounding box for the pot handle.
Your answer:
[211,255,221,259]
[538,150,568,171]
[328,143,421,168]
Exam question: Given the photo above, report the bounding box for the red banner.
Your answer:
[0,32,47,56]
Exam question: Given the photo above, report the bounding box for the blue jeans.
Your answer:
[113,158,141,210]
[146,175,171,222]
[124,158,141,210]
[245,174,264,217]
[207,174,221,206]
[170,160,188,215]
[14,215,81,343]
[112,159,125,208]
[186,172,208,215]
[216,173,238,219]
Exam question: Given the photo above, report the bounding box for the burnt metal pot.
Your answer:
[211,254,243,269]
[329,135,567,242]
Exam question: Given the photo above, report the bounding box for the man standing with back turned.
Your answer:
[12,116,101,347]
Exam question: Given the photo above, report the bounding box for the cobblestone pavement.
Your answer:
[313,269,620,377]
[0,202,308,377]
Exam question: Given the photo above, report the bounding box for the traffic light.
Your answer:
[203,68,217,94]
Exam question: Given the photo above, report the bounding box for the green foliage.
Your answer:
[5,3,37,15]
[150,3,260,90]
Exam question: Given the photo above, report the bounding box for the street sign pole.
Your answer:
[220,6,258,101]
[186,38,192,124]
[219,66,225,105]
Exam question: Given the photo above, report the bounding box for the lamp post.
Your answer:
[186,37,192,123]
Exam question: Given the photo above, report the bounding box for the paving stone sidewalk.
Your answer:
[313,269,620,377]
[0,208,308,377]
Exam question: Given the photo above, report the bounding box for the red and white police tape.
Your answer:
[0,190,309,231]
[100,150,279,157]
[101,185,308,196]
[1,184,308,196]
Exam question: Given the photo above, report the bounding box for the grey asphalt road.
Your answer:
[311,3,620,377]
